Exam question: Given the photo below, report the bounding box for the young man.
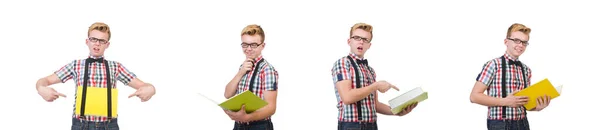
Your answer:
[35,22,156,130]
[470,23,551,130]
[223,24,279,130]
[331,23,419,130]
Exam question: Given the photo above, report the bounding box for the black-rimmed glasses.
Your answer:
[507,38,529,46]
[241,42,263,48]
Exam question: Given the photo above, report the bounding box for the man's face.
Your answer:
[347,29,372,57]
[504,31,529,58]
[86,30,110,57]
[241,34,264,59]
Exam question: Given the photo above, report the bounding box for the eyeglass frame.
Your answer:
[350,35,371,43]
[88,37,109,45]
[241,42,264,49]
[506,37,529,46]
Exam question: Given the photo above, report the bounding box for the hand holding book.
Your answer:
[513,78,562,110]
[388,87,428,115]
[395,102,418,116]
[224,105,251,122]
[531,95,551,111]
[503,91,529,108]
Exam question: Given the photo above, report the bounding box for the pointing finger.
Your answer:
[56,92,67,98]
[391,85,399,91]
[128,91,139,98]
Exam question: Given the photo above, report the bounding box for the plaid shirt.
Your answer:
[331,53,377,122]
[55,56,137,122]
[236,55,279,120]
[476,53,532,120]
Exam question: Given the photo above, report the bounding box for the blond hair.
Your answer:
[506,23,531,38]
[88,22,111,40]
[350,23,373,40]
[241,24,265,43]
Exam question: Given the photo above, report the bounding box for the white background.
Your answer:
[1,0,598,129]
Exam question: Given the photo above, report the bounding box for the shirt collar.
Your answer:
[348,53,364,60]
[503,53,519,62]
[253,55,264,64]
[88,55,104,59]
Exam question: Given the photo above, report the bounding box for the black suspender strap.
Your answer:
[347,56,363,121]
[248,59,264,92]
[79,59,113,120]
[80,60,91,118]
[501,57,507,120]
[501,56,529,120]
[104,61,112,119]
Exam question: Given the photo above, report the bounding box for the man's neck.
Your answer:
[505,51,519,60]
[350,52,365,59]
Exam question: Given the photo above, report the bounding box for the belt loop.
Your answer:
[79,116,85,123]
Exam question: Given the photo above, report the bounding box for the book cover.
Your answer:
[388,87,428,114]
[198,90,268,113]
[75,86,118,117]
[514,78,562,110]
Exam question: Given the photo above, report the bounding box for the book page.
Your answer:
[197,92,221,105]
[555,85,563,94]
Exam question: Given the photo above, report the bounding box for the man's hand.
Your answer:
[128,85,155,102]
[224,105,250,122]
[375,80,399,93]
[503,91,529,108]
[239,59,254,73]
[396,102,418,116]
[37,87,66,102]
[532,95,551,111]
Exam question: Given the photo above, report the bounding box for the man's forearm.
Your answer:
[339,82,379,105]
[376,102,394,115]
[247,104,276,121]
[471,93,506,107]
[225,71,245,98]
[36,78,50,90]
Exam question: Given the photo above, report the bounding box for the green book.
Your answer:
[388,87,428,114]
[198,90,268,113]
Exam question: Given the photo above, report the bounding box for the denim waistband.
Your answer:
[235,119,272,126]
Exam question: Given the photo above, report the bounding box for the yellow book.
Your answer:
[198,90,268,113]
[388,87,428,114]
[514,78,562,110]
[75,86,118,117]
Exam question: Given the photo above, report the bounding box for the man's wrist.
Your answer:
[243,113,253,122]
[498,98,507,106]
[370,82,379,92]
[237,70,246,76]
[36,85,45,91]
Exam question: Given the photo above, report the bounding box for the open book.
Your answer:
[388,87,428,114]
[514,78,563,110]
[197,90,268,113]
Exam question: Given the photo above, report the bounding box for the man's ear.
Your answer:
[503,38,509,46]
[347,38,351,45]
[106,42,110,48]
